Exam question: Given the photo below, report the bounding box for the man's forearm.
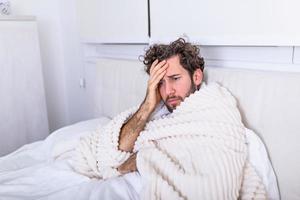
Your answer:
[118,102,154,152]
[118,59,167,153]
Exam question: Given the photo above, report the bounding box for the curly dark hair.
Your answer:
[142,38,205,78]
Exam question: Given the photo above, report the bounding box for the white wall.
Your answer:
[57,0,91,124]
[9,0,87,132]
[6,0,300,133]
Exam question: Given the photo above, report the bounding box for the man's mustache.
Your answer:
[166,96,183,102]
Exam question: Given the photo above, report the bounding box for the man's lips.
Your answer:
[167,98,180,105]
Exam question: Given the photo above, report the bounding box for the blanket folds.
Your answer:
[72,83,267,199]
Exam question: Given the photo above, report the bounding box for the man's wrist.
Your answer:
[139,103,155,121]
[117,153,137,175]
[141,99,157,115]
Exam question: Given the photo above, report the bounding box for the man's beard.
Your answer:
[164,83,197,112]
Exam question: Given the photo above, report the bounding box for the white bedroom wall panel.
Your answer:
[58,0,90,125]
[201,46,300,72]
[0,18,49,156]
[9,0,72,132]
[201,46,293,64]
[95,59,147,118]
[293,47,300,65]
[150,0,300,46]
[76,0,148,43]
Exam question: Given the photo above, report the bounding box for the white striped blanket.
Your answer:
[72,83,267,200]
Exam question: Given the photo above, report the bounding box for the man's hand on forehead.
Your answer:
[150,59,166,72]
[150,60,168,78]
[144,59,169,112]
[148,59,168,90]
[118,59,169,152]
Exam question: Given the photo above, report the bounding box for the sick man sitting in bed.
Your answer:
[72,38,279,200]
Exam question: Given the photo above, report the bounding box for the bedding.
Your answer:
[72,83,273,199]
[0,117,142,200]
[0,106,279,200]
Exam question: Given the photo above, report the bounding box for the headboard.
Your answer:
[94,58,300,200]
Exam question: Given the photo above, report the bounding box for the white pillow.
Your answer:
[246,128,280,200]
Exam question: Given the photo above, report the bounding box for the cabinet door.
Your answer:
[150,0,300,46]
[0,19,49,156]
[76,0,149,43]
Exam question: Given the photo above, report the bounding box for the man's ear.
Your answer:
[192,69,203,87]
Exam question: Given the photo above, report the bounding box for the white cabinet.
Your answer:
[76,0,148,43]
[0,17,49,156]
[76,0,300,45]
[150,0,300,46]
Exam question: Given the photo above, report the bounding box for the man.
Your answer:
[73,38,279,199]
[117,39,204,173]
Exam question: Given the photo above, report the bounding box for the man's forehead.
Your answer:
[166,55,181,66]
[165,56,187,76]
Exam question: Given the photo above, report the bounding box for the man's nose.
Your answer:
[165,82,175,96]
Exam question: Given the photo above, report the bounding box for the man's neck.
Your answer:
[150,101,170,120]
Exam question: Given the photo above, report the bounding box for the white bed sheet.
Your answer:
[0,117,279,200]
[0,117,143,200]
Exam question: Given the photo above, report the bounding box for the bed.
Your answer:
[0,58,300,199]
[94,58,300,200]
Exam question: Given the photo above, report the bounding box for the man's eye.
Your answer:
[173,77,180,81]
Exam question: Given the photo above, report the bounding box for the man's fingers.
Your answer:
[150,63,168,84]
[149,67,167,87]
[154,62,168,77]
[149,59,159,74]
[150,60,167,75]
[154,69,167,85]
